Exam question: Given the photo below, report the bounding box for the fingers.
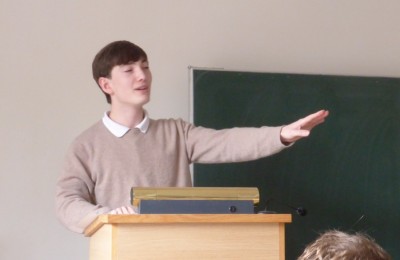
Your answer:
[109,206,137,215]
[301,110,328,124]
[298,110,329,130]
[126,206,137,214]
[120,207,129,214]
[280,110,329,144]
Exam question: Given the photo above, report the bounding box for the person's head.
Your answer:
[92,40,151,105]
[298,230,391,260]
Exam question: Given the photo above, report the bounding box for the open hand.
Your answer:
[280,110,329,144]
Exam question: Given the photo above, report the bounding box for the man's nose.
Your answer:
[136,68,146,81]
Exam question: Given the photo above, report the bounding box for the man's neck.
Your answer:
[109,106,144,129]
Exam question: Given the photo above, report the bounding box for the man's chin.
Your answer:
[136,97,150,107]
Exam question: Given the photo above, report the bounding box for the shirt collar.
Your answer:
[102,111,150,137]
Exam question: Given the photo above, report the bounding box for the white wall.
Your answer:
[1,0,399,259]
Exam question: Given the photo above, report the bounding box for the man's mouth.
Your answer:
[135,86,148,90]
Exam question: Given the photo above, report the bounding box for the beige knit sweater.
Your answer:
[55,118,287,233]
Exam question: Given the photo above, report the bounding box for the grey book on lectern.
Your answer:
[138,199,255,214]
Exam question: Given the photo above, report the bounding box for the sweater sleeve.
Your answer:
[55,142,111,234]
[183,121,289,163]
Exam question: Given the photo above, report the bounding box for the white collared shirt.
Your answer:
[102,111,150,137]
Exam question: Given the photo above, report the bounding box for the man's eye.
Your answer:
[124,69,133,72]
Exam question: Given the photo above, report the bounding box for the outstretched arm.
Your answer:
[280,110,329,144]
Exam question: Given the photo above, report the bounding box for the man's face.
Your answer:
[101,59,152,108]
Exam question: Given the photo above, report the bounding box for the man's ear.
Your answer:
[98,77,113,95]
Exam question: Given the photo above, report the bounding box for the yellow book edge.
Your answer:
[130,187,260,207]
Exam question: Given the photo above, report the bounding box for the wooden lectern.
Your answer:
[85,214,291,260]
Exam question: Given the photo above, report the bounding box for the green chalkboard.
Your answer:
[191,68,400,259]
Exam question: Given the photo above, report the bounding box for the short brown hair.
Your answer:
[298,230,391,260]
[92,40,148,104]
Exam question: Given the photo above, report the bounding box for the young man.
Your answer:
[55,40,329,233]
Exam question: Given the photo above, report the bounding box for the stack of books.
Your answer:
[130,187,259,214]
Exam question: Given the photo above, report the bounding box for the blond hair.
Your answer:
[298,230,391,260]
